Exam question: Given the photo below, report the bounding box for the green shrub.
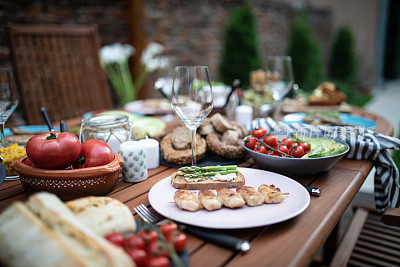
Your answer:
[219,3,262,87]
[287,14,324,92]
[329,25,358,84]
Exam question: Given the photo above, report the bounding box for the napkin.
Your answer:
[249,117,400,213]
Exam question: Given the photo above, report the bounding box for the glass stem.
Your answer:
[191,129,197,166]
[273,100,282,121]
[0,122,5,147]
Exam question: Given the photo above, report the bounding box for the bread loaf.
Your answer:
[66,196,136,236]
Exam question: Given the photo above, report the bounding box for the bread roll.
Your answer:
[66,196,136,236]
[0,202,86,267]
[26,193,134,267]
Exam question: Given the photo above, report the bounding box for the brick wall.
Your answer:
[144,0,334,82]
[0,0,333,101]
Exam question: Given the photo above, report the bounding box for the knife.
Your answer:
[178,224,250,253]
[40,107,54,131]
[303,184,322,197]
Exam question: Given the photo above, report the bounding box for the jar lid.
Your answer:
[87,115,129,129]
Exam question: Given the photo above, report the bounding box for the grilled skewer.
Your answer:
[198,190,223,211]
[216,188,245,209]
[237,186,264,206]
[258,184,286,204]
[174,190,202,211]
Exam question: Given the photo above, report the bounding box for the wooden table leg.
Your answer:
[323,223,340,265]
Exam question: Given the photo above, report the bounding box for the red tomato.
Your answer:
[244,136,257,150]
[139,230,159,244]
[253,146,267,154]
[282,138,293,148]
[171,232,187,253]
[251,128,267,139]
[298,142,310,152]
[146,241,169,257]
[26,132,81,169]
[263,135,278,147]
[104,232,125,247]
[77,139,114,168]
[292,146,305,158]
[145,256,170,267]
[127,248,147,267]
[159,222,178,240]
[278,144,290,156]
[124,235,145,250]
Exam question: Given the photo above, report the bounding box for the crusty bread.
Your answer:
[25,193,133,267]
[0,202,87,267]
[171,171,245,190]
[171,126,191,150]
[66,196,136,236]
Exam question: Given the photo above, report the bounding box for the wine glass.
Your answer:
[171,66,213,166]
[0,67,19,147]
[266,56,294,120]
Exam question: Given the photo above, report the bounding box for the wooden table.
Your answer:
[0,108,393,266]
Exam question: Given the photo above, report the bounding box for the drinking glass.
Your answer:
[171,66,213,166]
[0,67,19,147]
[266,56,294,120]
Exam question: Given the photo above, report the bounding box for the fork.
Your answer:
[134,204,250,253]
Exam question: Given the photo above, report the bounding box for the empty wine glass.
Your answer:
[0,67,19,147]
[171,66,213,166]
[266,56,294,120]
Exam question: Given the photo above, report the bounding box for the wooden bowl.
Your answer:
[12,153,124,200]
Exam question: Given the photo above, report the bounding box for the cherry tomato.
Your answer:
[292,146,305,158]
[278,144,290,156]
[146,241,169,257]
[127,248,147,267]
[76,139,114,168]
[253,146,267,154]
[139,230,159,244]
[282,138,293,148]
[26,131,81,169]
[159,222,178,240]
[24,157,36,167]
[298,142,310,152]
[263,135,278,147]
[171,232,187,253]
[252,128,267,139]
[124,235,145,250]
[104,232,125,247]
[244,136,257,150]
[146,256,170,267]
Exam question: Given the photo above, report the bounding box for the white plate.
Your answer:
[148,167,310,229]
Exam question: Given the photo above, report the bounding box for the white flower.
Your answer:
[141,42,170,72]
[100,43,135,63]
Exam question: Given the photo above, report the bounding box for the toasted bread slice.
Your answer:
[171,171,245,190]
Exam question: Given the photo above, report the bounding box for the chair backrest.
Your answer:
[9,24,113,124]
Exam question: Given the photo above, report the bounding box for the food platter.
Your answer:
[282,112,377,129]
[149,167,310,229]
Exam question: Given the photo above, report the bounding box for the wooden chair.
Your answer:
[330,207,400,266]
[8,24,113,124]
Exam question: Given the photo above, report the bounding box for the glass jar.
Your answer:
[80,115,135,153]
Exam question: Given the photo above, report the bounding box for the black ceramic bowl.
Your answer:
[242,136,349,177]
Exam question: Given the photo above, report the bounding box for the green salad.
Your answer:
[291,134,348,158]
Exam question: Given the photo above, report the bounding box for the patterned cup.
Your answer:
[119,141,148,182]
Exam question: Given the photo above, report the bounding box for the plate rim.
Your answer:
[148,167,310,229]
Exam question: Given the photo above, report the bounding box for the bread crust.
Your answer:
[171,171,245,190]
[206,133,246,159]
[66,197,136,236]
[161,133,206,165]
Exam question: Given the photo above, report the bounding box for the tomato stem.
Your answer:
[46,132,57,140]
[254,137,293,157]
[77,155,86,164]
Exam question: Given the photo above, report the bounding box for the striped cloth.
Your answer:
[249,117,400,213]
